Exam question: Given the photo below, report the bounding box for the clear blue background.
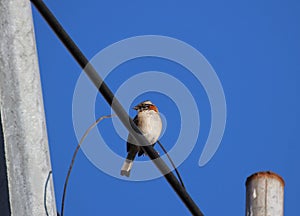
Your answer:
[32,0,300,215]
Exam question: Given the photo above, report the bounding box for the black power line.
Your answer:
[30,1,204,215]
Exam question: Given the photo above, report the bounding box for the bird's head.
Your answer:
[133,100,158,112]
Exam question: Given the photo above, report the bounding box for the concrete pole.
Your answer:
[0,0,57,215]
[245,171,284,216]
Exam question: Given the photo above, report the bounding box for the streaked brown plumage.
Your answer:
[120,100,162,177]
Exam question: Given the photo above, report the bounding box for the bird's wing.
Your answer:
[126,115,139,152]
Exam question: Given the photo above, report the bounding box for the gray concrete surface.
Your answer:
[0,0,57,215]
[246,171,284,216]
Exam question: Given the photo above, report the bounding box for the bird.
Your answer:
[121,100,162,177]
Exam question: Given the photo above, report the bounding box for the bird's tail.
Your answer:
[120,150,137,177]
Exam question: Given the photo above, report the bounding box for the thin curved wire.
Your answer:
[157,140,185,189]
[61,114,186,215]
[44,171,52,216]
[61,114,115,216]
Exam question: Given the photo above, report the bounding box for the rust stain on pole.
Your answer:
[245,171,284,216]
[246,171,285,187]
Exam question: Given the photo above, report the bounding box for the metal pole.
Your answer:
[0,0,57,215]
[245,171,284,216]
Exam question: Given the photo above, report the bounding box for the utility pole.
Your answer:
[245,171,284,216]
[0,0,57,215]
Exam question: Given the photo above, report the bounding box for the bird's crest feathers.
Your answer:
[133,100,158,112]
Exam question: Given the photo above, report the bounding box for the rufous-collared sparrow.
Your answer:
[121,100,162,177]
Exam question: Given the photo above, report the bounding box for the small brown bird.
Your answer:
[121,100,162,177]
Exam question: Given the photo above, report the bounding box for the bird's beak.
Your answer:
[133,106,139,110]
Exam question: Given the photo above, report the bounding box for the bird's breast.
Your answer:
[137,111,162,144]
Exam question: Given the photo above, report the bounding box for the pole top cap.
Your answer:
[246,171,285,187]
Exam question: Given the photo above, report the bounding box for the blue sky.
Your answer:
[32,0,300,215]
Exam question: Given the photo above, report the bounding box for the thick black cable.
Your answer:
[30,1,204,215]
